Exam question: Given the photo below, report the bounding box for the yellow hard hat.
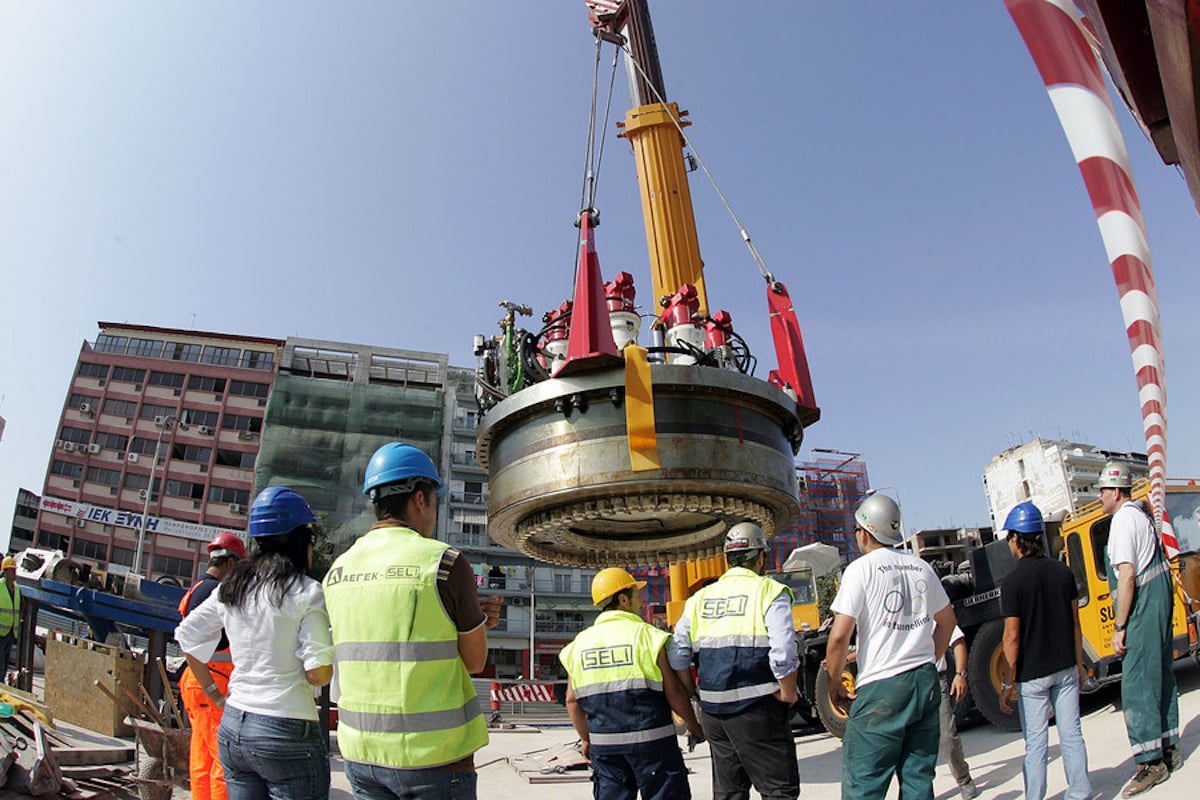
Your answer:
[1,557,16,571]
[590,567,646,606]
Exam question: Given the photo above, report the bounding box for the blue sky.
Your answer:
[2,1,1198,540]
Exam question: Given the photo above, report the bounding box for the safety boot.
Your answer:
[1121,762,1168,797]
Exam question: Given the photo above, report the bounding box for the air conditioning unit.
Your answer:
[56,439,67,449]
[62,441,76,452]
[229,503,244,514]
[509,596,526,606]
[76,518,87,528]
[127,452,139,463]
[153,415,167,426]
[138,489,148,500]
[237,430,258,441]
[87,443,102,454]
[79,402,93,415]
[198,425,212,436]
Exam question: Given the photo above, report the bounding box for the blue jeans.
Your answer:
[344,760,477,800]
[217,708,330,800]
[1017,666,1091,800]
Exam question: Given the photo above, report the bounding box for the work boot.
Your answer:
[1164,746,1183,773]
[1121,762,1169,797]
[959,781,980,800]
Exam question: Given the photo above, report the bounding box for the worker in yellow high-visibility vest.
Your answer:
[324,442,502,799]
[0,556,20,684]
[560,568,703,800]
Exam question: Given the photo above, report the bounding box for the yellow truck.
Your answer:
[949,478,1200,730]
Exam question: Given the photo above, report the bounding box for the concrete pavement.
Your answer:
[326,659,1200,799]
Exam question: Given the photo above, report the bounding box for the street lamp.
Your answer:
[865,486,913,553]
[133,414,188,576]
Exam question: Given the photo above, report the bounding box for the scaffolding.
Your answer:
[254,342,448,551]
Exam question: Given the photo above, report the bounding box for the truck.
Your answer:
[941,478,1200,731]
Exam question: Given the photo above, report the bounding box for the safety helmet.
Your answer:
[855,494,903,546]
[0,557,16,571]
[363,442,447,501]
[1096,460,1133,489]
[724,522,768,555]
[207,531,248,560]
[590,567,646,606]
[1003,501,1045,536]
[249,486,316,539]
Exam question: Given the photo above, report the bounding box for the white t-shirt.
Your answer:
[935,625,965,672]
[830,548,950,688]
[175,575,334,721]
[1107,501,1158,575]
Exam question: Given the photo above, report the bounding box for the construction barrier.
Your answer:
[491,682,557,704]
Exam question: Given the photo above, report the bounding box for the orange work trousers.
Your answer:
[179,666,231,800]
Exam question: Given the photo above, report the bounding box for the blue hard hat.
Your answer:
[249,486,317,538]
[1003,501,1044,536]
[363,442,446,499]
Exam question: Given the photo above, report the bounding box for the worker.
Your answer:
[1098,461,1182,795]
[0,556,20,684]
[177,532,247,800]
[669,522,801,800]
[559,567,703,800]
[324,442,502,800]
[997,501,1091,800]
[826,493,956,800]
[937,626,978,799]
[177,486,335,800]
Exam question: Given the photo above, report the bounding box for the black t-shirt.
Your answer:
[183,574,229,652]
[1000,555,1079,682]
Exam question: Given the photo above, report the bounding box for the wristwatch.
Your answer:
[1114,622,1127,632]
[1000,681,1013,692]
[956,671,967,678]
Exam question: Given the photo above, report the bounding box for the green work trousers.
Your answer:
[1121,570,1180,763]
[842,663,940,800]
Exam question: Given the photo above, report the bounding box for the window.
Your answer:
[51,460,83,479]
[140,403,176,421]
[77,362,110,379]
[241,350,275,370]
[185,409,219,428]
[60,427,91,445]
[187,375,227,393]
[68,393,100,409]
[461,522,486,535]
[164,342,202,363]
[126,338,164,359]
[94,432,129,451]
[94,334,128,354]
[86,467,121,486]
[171,444,212,464]
[553,572,573,593]
[229,380,269,398]
[1089,518,1112,583]
[129,437,160,456]
[102,398,138,418]
[110,367,146,384]
[37,531,68,550]
[73,539,108,561]
[200,346,240,367]
[123,473,160,492]
[165,480,205,500]
[215,449,256,469]
[110,546,135,567]
[1066,532,1089,608]
[221,414,262,433]
[153,553,196,579]
[149,371,185,388]
[209,486,250,505]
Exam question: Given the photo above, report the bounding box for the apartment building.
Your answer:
[34,323,282,583]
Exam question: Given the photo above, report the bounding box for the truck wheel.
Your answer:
[814,663,855,740]
[967,619,1021,732]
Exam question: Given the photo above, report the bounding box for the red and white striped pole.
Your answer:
[1005,0,1174,556]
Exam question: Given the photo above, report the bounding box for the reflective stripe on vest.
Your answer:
[0,584,19,636]
[558,610,675,751]
[324,526,487,769]
[689,568,792,715]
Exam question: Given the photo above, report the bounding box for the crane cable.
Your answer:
[616,41,777,286]
[579,36,622,214]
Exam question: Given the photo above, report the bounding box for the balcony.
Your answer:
[449,491,487,507]
[453,416,479,434]
[445,530,505,551]
[450,452,485,473]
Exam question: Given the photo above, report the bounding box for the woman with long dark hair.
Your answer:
[176,487,334,800]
